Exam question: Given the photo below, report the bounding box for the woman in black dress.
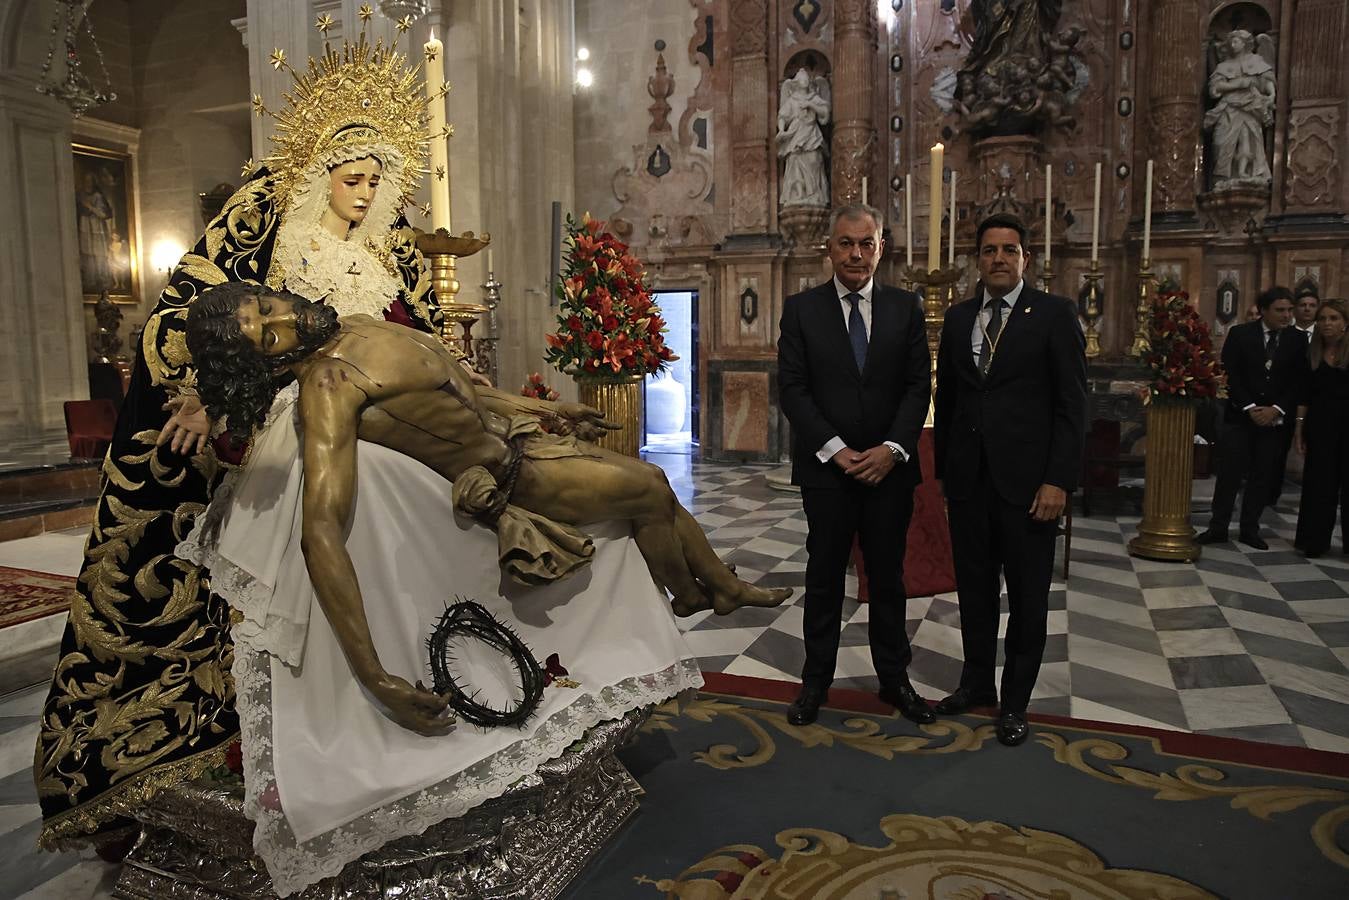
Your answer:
[1293,298,1349,557]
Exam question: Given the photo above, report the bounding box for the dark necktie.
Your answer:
[979,297,1005,375]
[846,292,867,372]
[1266,328,1278,355]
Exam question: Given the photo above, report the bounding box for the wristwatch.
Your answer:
[887,444,902,460]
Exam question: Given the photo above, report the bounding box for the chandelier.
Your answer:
[377,0,431,22]
[35,0,116,118]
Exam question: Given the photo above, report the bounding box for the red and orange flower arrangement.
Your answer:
[1143,287,1222,403]
[544,213,677,377]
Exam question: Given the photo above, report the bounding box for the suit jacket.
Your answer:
[777,280,931,489]
[1221,320,1308,419]
[933,283,1088,506]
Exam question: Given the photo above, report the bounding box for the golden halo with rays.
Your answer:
[261,32,431,210]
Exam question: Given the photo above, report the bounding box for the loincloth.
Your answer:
[452,416,597,585]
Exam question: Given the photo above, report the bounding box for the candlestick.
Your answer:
[927,143,943,271]
[1043,164,1052,263]
[861,175,868,207]
[1079,258,1104,359]
[1131,257,1155,358]
[1142,159,1153,262]
[948,171,957,266]
[1090,162,1102,262]
[904,173,913,267]
[424,32,451,233]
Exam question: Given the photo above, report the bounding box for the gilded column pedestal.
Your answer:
[1128,402,1200,561]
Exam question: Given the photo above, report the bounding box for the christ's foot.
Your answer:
[712,582,792,616]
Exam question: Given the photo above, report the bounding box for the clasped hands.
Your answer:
[1247,406,1281,428]
[831,445,896,486]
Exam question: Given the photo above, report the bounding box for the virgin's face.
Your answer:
[327,158,382,226]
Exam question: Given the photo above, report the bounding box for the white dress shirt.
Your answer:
[1246,321,1288,418]
[815,277,909,464]
[970,278,1026,360]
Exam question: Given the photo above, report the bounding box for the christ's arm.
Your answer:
[298,359,454,736]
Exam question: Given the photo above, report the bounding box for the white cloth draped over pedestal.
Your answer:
[180,388,701,896]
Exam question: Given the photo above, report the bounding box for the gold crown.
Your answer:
[255,23,439,210]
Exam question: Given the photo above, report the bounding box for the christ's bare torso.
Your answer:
[300,316,513,482]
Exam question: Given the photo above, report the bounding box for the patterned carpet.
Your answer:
[564,674,1349,899]
[0,567,74,629]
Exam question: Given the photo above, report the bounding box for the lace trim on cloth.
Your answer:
[177,383,305,665]
[232,630,701,897]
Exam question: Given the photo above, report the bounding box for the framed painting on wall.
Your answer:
[73,142,139,304]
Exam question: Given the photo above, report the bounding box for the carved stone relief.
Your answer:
[1284,105,1340,210]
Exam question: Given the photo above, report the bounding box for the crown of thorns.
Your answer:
[426,599,545,728]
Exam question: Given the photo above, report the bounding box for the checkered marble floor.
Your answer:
[648,451,1349,753]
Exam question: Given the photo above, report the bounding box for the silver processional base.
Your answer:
[113,708,649,899]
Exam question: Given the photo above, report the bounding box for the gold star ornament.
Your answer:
[396,15,413,34]
[316,14,334,35]
[358,4,374,22]
[269,48,287,71]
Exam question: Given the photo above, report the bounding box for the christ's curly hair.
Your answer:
[186,282,297,439]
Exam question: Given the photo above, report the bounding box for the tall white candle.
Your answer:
[905,173,913,267]
[948,170,957,266]
[424,31,451,233]
[1090,162,1102,263]
[487,248,494,274]
[1142,159,1154,262]
[1043,164,1052,263]
[861,175,868,207]
[928,143,943,271]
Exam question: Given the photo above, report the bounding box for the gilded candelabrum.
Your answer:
[1040,257,1055,295]
[1079,260,1104,360]
[1130,259,1156,358]
[902,264,962,424]
[415,228,491,357]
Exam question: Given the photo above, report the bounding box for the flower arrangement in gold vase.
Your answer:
[1142,287,1222,404]
[543,213,677,378]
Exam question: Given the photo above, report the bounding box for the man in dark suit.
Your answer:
[1198,286,1305,549]
[777,203,933,727]
[933,213,1087,747]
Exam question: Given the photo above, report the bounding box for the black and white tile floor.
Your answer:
[0,452,1345,897]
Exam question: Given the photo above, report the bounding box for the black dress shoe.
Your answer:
[996,711,1030,746]
[934,687,999,716]
[1196,529,1229,545]
[879,682,936,725]
[787,684,827,726]
[1238,531,1269,551]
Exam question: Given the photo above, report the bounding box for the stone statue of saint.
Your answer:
[777,68,831,208]
[1204,29,1276,190]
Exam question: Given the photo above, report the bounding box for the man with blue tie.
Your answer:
[777,203,933,727]
[933,213,1087,746]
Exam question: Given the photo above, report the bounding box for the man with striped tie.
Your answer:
[777,204,933,727]
[933,213,1088,746]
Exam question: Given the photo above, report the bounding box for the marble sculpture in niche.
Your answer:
[1204,29,1276,192]
[777,67,831,208]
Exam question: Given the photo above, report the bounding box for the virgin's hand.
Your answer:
[370,675,455,736]
[158,396,210,456]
